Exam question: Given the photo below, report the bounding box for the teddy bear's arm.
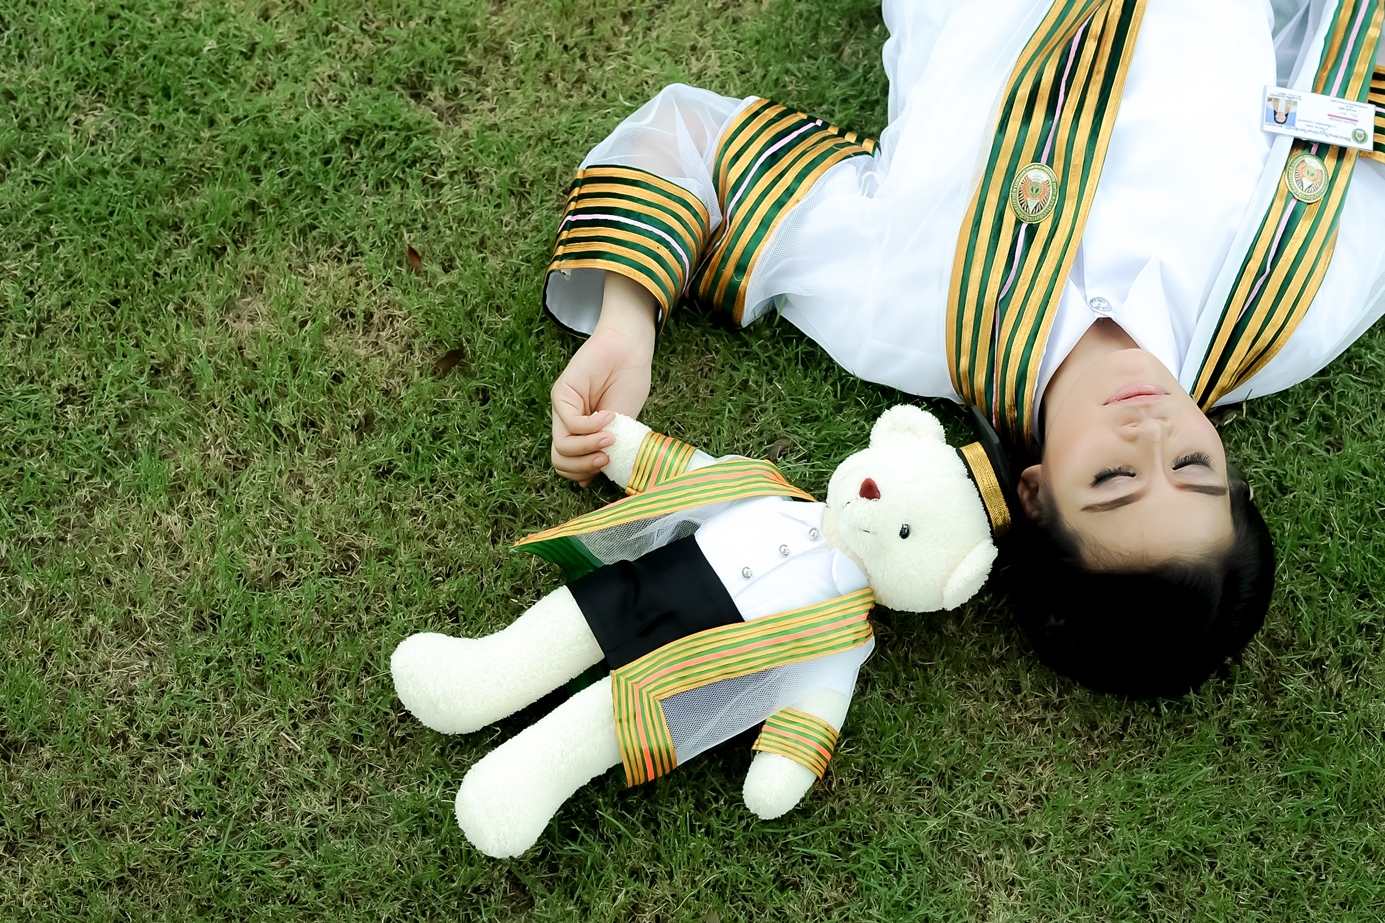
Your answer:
[601,413,718,491]
[742,685,854,820]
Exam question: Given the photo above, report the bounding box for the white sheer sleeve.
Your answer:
[578,84,751,228]
[545,85,756,335]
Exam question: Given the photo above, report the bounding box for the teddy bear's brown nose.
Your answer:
[859,477,880,500]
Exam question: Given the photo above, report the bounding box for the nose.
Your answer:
[1120,411,1172,440]
[1119,416,1173,466]
[859,478,880,500]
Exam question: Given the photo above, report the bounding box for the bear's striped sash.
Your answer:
[610,589,875,786]
[514,457,814,580]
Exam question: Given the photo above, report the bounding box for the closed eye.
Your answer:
[1173,451,1213,470]
[1092,466,1136,486]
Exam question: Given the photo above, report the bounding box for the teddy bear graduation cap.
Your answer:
[956,404,1021,541]
[391,404,1016,858]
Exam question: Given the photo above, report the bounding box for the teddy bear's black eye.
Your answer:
[899,524,911,539]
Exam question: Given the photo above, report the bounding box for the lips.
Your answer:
[1105,381,1169,404]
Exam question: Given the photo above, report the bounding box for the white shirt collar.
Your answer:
[1035,253,1185,415]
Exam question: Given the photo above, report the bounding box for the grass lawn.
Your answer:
[3,0,1384,919]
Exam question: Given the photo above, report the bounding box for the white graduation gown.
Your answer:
[549,0,1385,409]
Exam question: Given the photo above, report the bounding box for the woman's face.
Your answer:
[1020,347,1233,565]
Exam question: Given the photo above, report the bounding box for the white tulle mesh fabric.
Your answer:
[576,500,736,565]
[664,638,874,766]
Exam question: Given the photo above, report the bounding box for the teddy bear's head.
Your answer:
[823,405,999,612]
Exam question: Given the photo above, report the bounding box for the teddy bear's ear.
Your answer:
[870,405,947,447]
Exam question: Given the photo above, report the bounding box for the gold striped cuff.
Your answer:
[691,99,876,324]
[549,165,711,328]
[626,431,699,494]
[751,708,841,779]
[958,442,1012,538]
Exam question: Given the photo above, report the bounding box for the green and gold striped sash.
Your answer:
[514,457,814,579]
[1189,1,1383,408]
[948,0,1147,448]
[1366,65,1385,164]
[611,589,875,786]
[752,707,841,779]
[549,166,711,328]
[626,431,698,495]
[692,100,876,324]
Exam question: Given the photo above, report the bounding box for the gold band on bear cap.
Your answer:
[958,442,1012,538]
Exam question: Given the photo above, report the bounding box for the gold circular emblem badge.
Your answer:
[1285,152,1328,204]
[1352,127,1368,145]
[1009,163,1059,223]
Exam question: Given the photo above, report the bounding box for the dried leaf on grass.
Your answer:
[766,437,794,461]
[432,348,465,378]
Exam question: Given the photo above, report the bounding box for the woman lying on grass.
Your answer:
[542,0,1385,696]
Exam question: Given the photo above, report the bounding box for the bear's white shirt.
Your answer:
[693,496,868,621]
[687,496,870,700]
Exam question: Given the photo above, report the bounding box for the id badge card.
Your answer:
[1263,86,1374,150]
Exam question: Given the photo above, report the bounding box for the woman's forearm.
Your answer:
[595,272,658,352]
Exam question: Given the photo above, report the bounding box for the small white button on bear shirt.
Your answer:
[694,495,867,622]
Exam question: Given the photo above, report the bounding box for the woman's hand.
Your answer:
[550,274,657,485]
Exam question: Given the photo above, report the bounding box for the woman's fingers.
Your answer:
[551,393,614,484]
[552,395,614,437]
[552,428,614,460]
[549,316,653,483]
[550,445,606,486]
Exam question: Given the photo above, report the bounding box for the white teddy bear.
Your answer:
[391,405,1012,858]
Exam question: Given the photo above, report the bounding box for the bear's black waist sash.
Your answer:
[568,535,741,669]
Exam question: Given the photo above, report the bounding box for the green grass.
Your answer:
[2,0,1383,919]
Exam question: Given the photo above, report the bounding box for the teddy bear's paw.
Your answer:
[390,632,495,734]
[454,754,551,858]
[454,742,573,853]
[743,752,819,820]
[454,677,621,858]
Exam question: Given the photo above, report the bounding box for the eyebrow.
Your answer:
[1080,482,1228,513]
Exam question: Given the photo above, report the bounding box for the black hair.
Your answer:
[1006,474,1274,698]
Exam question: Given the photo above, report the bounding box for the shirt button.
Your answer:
[742,566,753,579]
[1088,296,1112,316]
[808,528,821,540]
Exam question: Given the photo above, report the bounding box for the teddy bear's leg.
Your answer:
[454,675,621,858]
[391,586,603,734]
[742,686,852,820]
